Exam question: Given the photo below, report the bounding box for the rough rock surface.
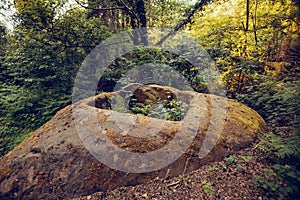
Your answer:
[0,84,267,199]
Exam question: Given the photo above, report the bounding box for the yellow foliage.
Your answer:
[188,0,299,61]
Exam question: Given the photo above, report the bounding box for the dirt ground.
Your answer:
[73,146,274,200]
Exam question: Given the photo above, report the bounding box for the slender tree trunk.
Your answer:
[253,0,258,45]
[245,0,250,31]
[136,0,148,45]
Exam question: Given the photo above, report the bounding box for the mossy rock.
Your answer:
[0,84,267,199]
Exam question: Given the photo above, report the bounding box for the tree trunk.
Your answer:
[245,0,249,31]
[136,0,148,45]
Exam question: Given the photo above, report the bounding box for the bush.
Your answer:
[97,47,209,93]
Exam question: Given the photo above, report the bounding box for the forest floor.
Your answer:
[73,145,274,200]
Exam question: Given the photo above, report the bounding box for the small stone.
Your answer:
[86,195,92,200]
[30,148,41,154]
[142,193,148,198]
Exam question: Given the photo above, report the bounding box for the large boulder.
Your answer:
[0,84,267,199]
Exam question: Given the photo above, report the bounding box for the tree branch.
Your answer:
[117,0,139,21]
[156,0,212,46]
[74,0,125,11]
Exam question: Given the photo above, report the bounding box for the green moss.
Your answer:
[230,101,266,132]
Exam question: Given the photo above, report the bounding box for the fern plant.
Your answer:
[237,77,299,128]
[256,132,300,160]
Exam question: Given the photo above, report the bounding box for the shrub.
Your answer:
[97,47,209,93]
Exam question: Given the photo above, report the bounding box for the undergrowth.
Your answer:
[130,97,188,121]
[234,70,300,199]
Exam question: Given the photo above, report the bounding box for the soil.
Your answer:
[72,146,273,200]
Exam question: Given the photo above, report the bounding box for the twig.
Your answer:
[167,180,181,187]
